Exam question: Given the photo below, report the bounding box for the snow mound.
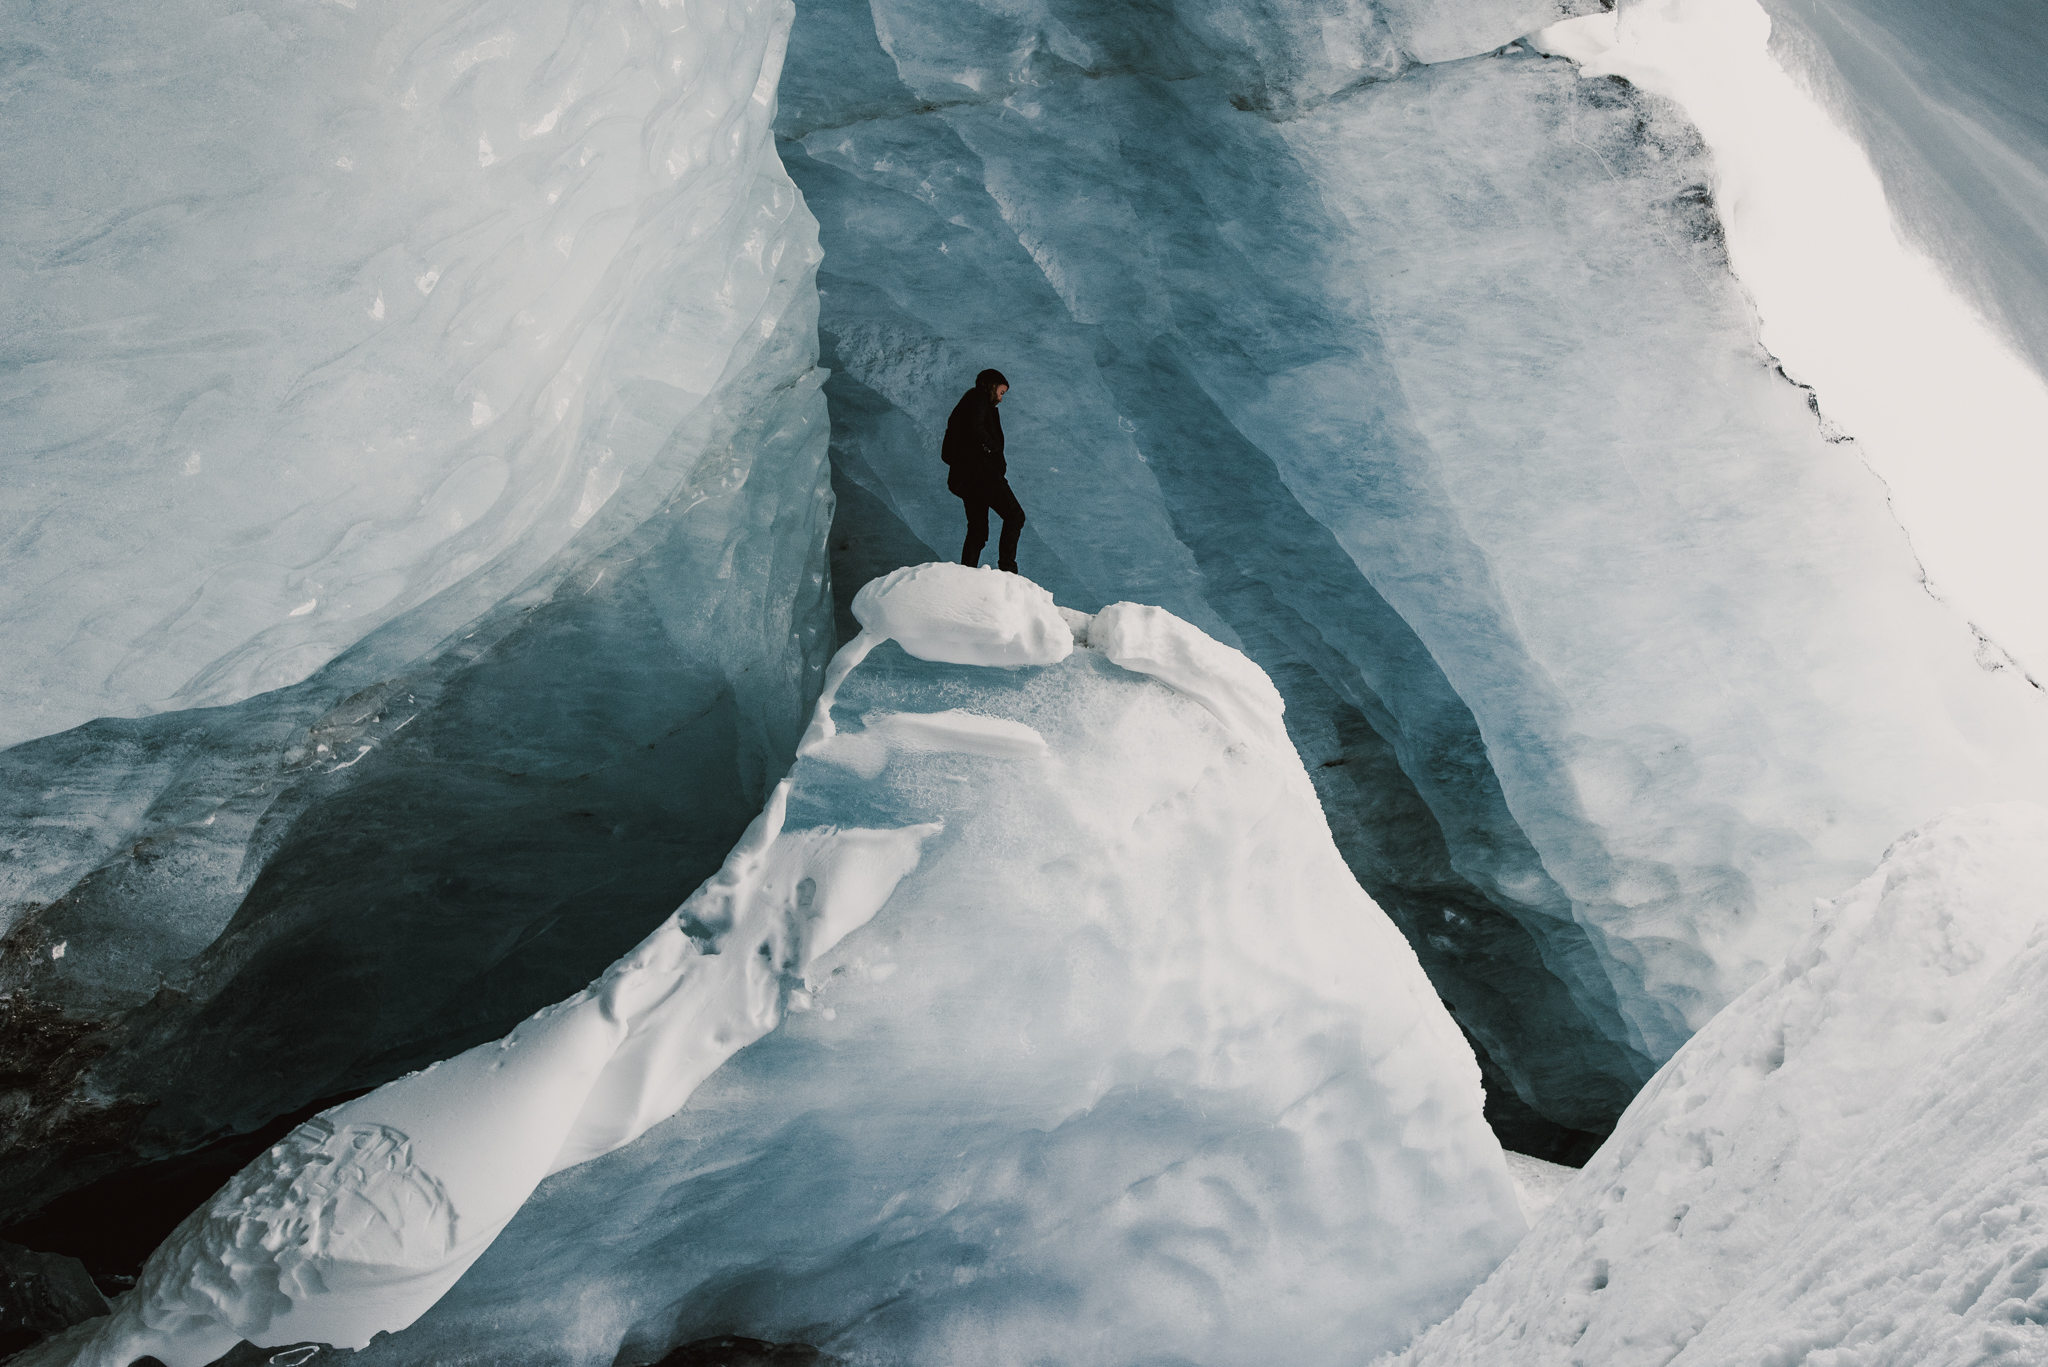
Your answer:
[850,563,1074,667]
[73,590,1517,1367]
[1395,802,2048,1366]
[1092,601,1291,752]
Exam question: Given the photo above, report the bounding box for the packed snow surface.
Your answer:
[34,569,1526,1367]
[1396,803,2048,1366]
[848,562,1073,667]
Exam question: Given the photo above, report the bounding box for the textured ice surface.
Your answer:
[35,573,1523,1367]
[0,0,835,1216]
[781,0,2048,1145]
[1396,804,2048,1366]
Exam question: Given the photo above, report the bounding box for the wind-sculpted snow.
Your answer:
[0,0,834,1221]
[28,570,1522,1367]
[1395,803,2048,1366]
[781,0,2048,1150]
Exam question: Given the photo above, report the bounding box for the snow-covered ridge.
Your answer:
[34,567,1523,1366]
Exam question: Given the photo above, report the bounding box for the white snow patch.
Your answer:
[1092,601,1290,752]
[809,708,1049,780]
[1501,1151,1577,1224]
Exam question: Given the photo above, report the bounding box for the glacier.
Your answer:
[5,0,2048,1359]
[28,567,1523,1367]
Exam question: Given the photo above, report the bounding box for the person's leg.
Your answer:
[991,481,1026,572]
[960,494,991,567]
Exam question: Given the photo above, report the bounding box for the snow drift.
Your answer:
[1395,802,2048,1365]
[32,568,1522,1367]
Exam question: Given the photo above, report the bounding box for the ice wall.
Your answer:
[0,0,835,1223]
[1395,803,2048,1365]
[780,0,2048,1147]
[32,569,1525,1367]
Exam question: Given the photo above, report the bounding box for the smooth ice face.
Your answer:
[37,577,1524,1367]
[0,0,836,1221]
[783,0,2048,1146]
[1397,803,2048,1365]
[1534,0,2048,685]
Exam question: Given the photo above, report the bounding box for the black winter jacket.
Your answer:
[941,387,1005,495]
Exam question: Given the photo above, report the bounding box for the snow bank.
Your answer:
[51,786,935,1367]
[81,574,1517,1367]
[1396,803,2048,1365]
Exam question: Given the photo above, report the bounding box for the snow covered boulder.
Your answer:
[57,575,1524,1367]
[1394,802,2048,1366]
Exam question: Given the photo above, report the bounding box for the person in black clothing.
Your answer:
[941,368,1025,573]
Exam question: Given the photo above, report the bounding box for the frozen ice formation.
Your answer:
[0,0,818,747]
[35,573,1522,1367]
[0,0,836,1215]
[1396,803,2048,1365]
[783,0,2048,1149]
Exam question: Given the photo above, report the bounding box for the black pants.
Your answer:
[960,479,1026,572]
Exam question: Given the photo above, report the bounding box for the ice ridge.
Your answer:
[29,567,1521,1367]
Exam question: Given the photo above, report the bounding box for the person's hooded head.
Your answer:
[976,368,1009,402]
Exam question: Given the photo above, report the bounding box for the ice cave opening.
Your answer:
[2,0,2046,1362]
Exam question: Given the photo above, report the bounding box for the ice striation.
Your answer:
[782,0,2048,1151]
[1395,803,2048,1366]
[27,567,1523,1367]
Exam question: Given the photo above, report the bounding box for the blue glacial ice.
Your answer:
[5,0,2048,1355]
[33,567,1524,1367]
